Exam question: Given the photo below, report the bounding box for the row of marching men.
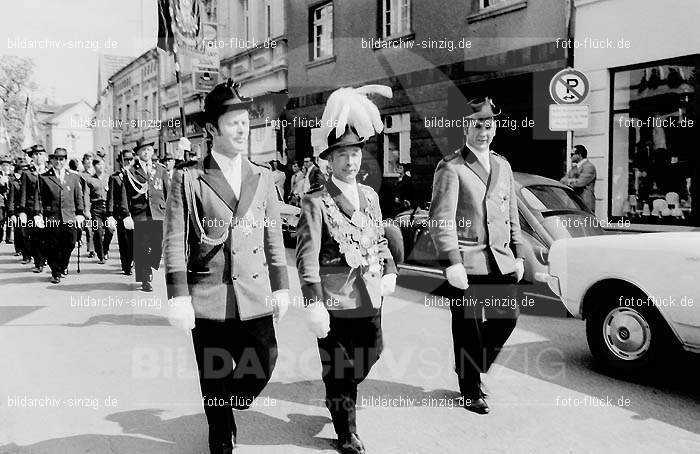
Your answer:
[0,141,173,290]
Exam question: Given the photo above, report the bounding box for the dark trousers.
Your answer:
[450,272,519,396]
[16,225,30,258]
[27,226,46,268]
[90,202,109,260]
[132,220,163,283]
[116,219,133,273]
[81,224,94,253]
[13,223,24,254]
[45,223,77,277]
[317,309,383,437]
[192,315,277,454]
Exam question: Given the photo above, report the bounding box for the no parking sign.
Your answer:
[549,68,589,104]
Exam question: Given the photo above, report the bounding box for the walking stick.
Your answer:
[76,227,81,273]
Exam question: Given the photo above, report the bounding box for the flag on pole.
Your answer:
[158,0,204,53]
[157,0,174,52]
[20,97,39,151]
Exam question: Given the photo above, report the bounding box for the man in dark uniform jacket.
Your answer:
[7,163,28,257]
[83,156,111,263]
[121,139,169,291]
[79,152,95,258]
[106,150,134,274]
[19,145,48,272]
[34,148,85,283]
[429,98,525,415]
[0,155,12,243]
[296,85,396,454]
[164,79,290,454]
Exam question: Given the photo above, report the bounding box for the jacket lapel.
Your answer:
[45,169,62,189]
[233,159,260,220]
[485,153,502,197]
[199,154,239,214]
[133,161,148,182]
[462,146,489,187]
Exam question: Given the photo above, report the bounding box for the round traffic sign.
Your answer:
[549,68,590,104]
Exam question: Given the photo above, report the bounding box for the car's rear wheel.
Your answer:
[586,295,669,374]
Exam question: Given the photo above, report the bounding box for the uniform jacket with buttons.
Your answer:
[19,169,42,215]
[6,174,22,215]
[106,170,128,219]
[34,168,84,223]
[295,180,397,312]
[429,146,525,276]
[121,160,169,221]
[163,153,289,321]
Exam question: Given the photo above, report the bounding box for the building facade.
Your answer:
[573,0,699,230]
[217,0,288,165]
[111,48,162,159]
[39,101,95,163]
[285,0,570,210]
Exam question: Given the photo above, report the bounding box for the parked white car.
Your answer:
[539,232,700,373]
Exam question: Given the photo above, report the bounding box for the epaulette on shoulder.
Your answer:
[443,149,461,162]
[490,151,507,161]
[358,183,376,196]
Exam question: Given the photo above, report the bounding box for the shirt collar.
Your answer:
[331,175,357,193]
[465,143,491,167]
[211,150,242,171]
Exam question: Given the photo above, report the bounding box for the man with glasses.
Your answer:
[429,97,525,415]
[560,144,597,211]
[34,148,85,283]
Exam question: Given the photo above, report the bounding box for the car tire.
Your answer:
[585,294,670,374]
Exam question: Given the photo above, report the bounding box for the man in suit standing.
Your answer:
[0,155,12,243]
[121,139,169,292]
[19,145,48,272]
[7,162,28,258]
[429,98,525,415]
[163,79,290,454]
[34,148,85,283]
[296,85,396,454]
[83,156,111,264]
[560,145,597,211]
[79,152,96,258]
[106,150,134,275]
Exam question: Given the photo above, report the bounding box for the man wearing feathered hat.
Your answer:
[295,85,397,454]
[428,97,525,415]
[163,78,290,454]
[121,138,169,292]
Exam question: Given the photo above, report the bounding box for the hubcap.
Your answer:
[602,307,651,361]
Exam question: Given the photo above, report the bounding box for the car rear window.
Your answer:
[520,185,588,212]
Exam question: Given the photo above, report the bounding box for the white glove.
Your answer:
[75,215,85,228]
[446,263,469,290]
[271,290,290,323]
[10,215,16,225]
[306,301,330,338]
[177,137,192,154]
[33,215,45,229]
[106,216,117,231]
[168,296,195,331]
[18,212,27,225]
[123,216,134,230]
[381,273,397,296]
[515,259,525,282]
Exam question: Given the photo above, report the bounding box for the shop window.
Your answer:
[382,113,411,177]
[381,0,411,39]
[310,2,333,60]
[610,57,698,226]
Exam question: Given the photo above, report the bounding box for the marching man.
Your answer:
[429,97,525,414]
[33,148,85,283]
[163,79,290,454]
[296,85,397,454]
[121,139,169,292]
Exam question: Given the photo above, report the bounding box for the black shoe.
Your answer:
[50,275,61,284]
[87,252,95,258]
[338,433,365,454]
[14,252,21,256]
[6,239,13,244]
[32,266,43,273]
[123,268,132,275]
[463,395,490,415]
[98,258,106,264]
[141,281,153,292]
[21,258,32,264]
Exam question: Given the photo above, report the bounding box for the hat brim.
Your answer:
[319,139,365,160]
[467,111,499,119]
[201,100,253,127]
[134,141,156,151]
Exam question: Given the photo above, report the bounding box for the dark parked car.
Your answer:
[390,172,606,314]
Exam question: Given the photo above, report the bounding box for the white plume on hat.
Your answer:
[320,85,393,146]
